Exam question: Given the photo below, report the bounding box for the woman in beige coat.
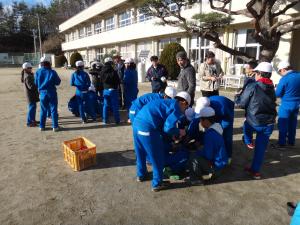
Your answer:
[198,51,224,97]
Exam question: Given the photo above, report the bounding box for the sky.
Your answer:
[2,0,51,7]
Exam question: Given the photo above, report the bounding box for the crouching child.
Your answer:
[186,106,228,185]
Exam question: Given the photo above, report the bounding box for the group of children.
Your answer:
[130,60,300,192]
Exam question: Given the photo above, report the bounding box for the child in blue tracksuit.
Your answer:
[123,59,138,113]
[35,57,61,132]
[128,86,177,123]
[133,92,190,191]
[276,62,300,147]
[71,61,96,123]
[187,106,228,184]
[235,62,277,179]
[209,96,234,160]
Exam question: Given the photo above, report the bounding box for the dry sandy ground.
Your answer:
[0,67,299,225]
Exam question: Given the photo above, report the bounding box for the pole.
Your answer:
[198,0,202,66]
[37,15,42,57]
[32,30,37,57]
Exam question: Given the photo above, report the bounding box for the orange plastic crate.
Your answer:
[62,137,96,171]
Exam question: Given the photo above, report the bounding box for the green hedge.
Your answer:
[159,43,185,80]
[70,52,83,68]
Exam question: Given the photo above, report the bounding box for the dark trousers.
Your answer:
[201,90,219,97]
[188,153,215,181]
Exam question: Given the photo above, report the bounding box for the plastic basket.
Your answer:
[62,137,96,171]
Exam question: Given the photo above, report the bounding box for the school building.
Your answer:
[59,0,300,84]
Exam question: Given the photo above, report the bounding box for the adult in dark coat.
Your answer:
[146,56,168,93]
[21,62,39,127]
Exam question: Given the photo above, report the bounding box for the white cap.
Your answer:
[164,86,177,98]
[88,85,96,92]
[199,106,215,118]
[75,60,84,67]
[104,57,113,63]
[22,62,32,69]
[196,97,210,108]
[161,76,167,83]
[185,107,195,121]
[277,61,290,71]
[124,58,134,64]
[176,91,191,105]
[254,62,273,73]
[40,56,50,63]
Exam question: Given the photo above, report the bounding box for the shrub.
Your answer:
[70,52,83,68]
[159,43,185,80]
[55,55,68,67]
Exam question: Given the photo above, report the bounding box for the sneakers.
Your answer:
[271,143,287,150]
[53,127,60,132]
[244,166,261,180]
[242,135,255,150]
[39,127,45,131]
[202,173,213,181]
[136,176,146,182]
[152,181,170,192]
[184,177,204,186]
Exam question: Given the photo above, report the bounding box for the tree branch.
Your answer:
[272,0,300,17]
[280,23,300,35]
[270,15,300,33]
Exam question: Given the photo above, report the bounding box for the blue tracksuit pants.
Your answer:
[291,202,300,225]
[39,91,59,129]
[133,127,164,188]
[76,91,88,122]
[278,103,299,146]
[103,89,120,124]
[243,121,274,173]
[27,102,36,126]
[222,121,233,158]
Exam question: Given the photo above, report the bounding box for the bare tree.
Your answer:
[133,0,300,62]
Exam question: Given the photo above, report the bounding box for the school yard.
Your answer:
[0,67,299,225]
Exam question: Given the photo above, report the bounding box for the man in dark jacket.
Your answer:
[236,62,277,179]
[113,54,125,108]
[100,57,121,124]
[21,62,39,127]
[176,51,196,106]
[146,56,168,93]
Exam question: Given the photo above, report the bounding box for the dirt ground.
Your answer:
[0,67,299,225]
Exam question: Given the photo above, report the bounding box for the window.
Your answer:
[86,25,92,36]
[79,28,85,39]
[234,29,261,64]
[105,16,115,31]
[137,41,152,62]
[169,3,179,12]
[94,21,102,34]
[120,43,135,59]
[138,10,152,22]
[119,11,132,28]
[158,37,181,56]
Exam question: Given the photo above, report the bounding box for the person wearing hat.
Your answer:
[113,54,125,108]
[100,57,121,124]
[123,58,138,115]
[275,61,300,148]
[176,51,196,106]
[186,106,228,185]
[146,56,168,93]
[235,62,277,179]
[128,86,177,123]
[71,60,96,123]
[208,96,235,162]
[89,61,103,98]
[35,57,61,132]
[198,51,224,97]
[21,62,39,127]
[132,91,190,192]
